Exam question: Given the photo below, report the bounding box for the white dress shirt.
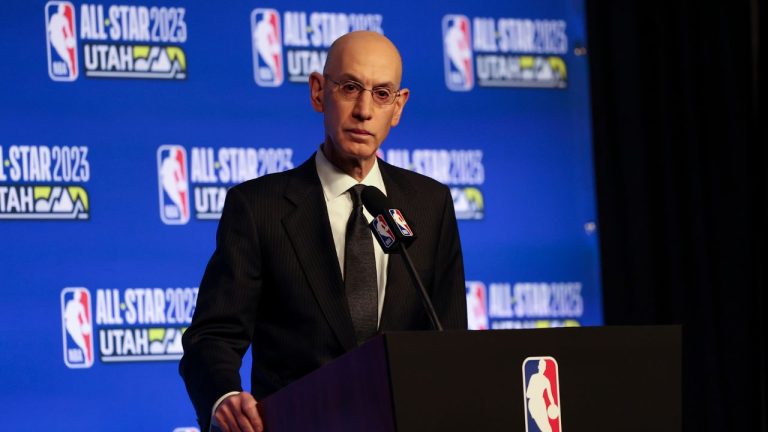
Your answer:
[314,149,389,320]
[210,150,389,430]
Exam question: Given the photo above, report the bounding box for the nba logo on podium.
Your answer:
[442,14,473,91]
[522,356,562,432]
[45,1,79,81]
[157,145,190,225]
[61,287,94,368]
[251,8,284,87]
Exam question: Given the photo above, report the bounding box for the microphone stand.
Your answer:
[397,243,444,331]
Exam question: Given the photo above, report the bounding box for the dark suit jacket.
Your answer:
[180,154,467,430]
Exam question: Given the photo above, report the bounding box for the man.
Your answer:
[180,31,467,432]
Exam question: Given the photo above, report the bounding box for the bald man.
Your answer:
[180,31,467,432]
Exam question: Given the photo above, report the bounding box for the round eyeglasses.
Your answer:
[324,75,401,106]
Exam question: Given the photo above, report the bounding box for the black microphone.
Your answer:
[360,186,443,331]
[360,185,417,252]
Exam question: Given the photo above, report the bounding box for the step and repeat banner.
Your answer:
[0,0,600,430]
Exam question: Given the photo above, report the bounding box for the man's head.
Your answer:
[309,31,410,180]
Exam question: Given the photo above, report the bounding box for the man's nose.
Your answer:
[352,90,374,121]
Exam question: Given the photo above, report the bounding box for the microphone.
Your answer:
[360,185,417,252]
[360,186,443,331]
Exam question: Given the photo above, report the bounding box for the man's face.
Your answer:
[310,34,409,166]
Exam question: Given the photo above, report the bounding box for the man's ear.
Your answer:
[390,88,410,127]
[309,72,324,113]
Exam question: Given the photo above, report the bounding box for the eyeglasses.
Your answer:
[324,75,401,106]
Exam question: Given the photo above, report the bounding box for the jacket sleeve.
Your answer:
[179,186,262,430]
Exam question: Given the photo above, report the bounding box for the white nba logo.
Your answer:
[465,281,488,330]
[61,287,94,368]
[157,145,191,225]
[442,14,474,91]
[251,8,284,87]
[522,356,562,432]
[45,1,79,81]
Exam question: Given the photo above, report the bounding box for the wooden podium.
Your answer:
[259,326,681,432]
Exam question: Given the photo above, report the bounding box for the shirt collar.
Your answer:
[315,148,387,201]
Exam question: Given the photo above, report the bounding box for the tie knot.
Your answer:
[349,184,365,208]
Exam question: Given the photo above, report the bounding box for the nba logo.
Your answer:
[442,14,473,91]
[373,215,396,248]
[389,209,413,237]
[61,287,94,368]
[45,1,78,81]
[251,8,284,87]
[522,356,562,432]
[465,281,488,330]
[157,145,190,225]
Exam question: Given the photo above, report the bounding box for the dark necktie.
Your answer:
[344,184,378,345]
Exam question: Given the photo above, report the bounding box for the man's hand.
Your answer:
[212,391,264,432]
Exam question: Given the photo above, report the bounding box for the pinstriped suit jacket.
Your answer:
[180,153,467,430]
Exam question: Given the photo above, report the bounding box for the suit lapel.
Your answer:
[282,155,357,351]
[378,160,418,330]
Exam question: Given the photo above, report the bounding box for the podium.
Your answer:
[259,326,680,432]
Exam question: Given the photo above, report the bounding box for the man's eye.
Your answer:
[374,89,392,99]
[342,83,361,92]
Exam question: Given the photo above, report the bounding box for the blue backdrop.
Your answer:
[0,1,600,430]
